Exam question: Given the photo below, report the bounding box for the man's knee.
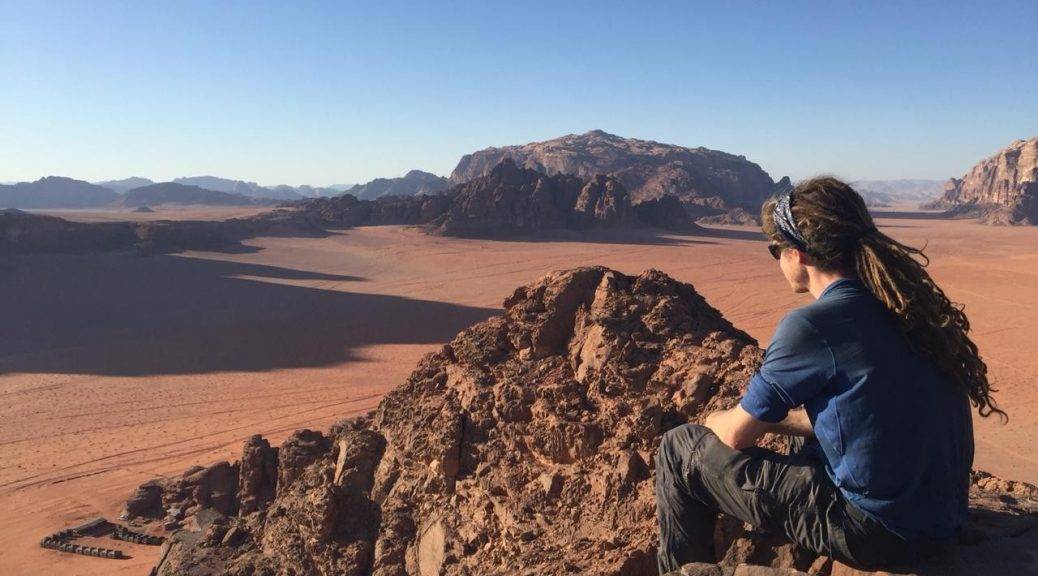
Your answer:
[656,423,712,474]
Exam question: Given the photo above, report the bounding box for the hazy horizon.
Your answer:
[3,1,1035,186]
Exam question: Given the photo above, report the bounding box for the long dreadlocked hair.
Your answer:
[762,176,1006,420]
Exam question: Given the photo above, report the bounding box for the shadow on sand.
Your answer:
[420,224,767,246]
[870,209,957,220]
[0,253,497,376]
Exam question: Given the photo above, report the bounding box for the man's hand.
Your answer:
[703,406,814,450]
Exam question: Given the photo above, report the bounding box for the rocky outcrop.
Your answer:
[449,130,784,211]
[0,176,120,209]
[296,193,451,229]
[126,266,1038,576]
[298,159,681,236]
[350,170,450,201]
[632,195,707,231]
[124,267,1038,576]
[237,435,277,515]
[125,267,761,575]
[572,174,638,227]
[928,137,1038,225]
[430,159,638,236]
[1,209,137,253]
[696,207,760,226]
[276,429,332,496]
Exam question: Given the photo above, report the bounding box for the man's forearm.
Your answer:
[766,408,814,438]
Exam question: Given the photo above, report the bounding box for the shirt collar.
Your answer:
[818,277,862,300]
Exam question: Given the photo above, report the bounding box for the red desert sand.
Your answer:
[1,209,1036,574]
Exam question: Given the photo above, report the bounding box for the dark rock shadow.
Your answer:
[0,253,497,376]
[869,209,957,220]
[690,225,768,242]
[327,224,717,246]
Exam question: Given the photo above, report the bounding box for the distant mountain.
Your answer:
[450,130,784,209]
[850,179,944,207]
[349,170,449,200]
[928,137,1038,225]
[327,184,355,192]
[0,176,120,209]
[172,176,295,200]
[173,176,346,201]
[123,182,268,207]
[96,177,155,194]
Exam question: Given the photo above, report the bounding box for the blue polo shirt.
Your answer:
[739,278,973,542]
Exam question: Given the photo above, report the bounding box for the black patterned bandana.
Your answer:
[773,188,808,251]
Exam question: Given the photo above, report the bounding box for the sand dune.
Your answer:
[1,212,1036,574]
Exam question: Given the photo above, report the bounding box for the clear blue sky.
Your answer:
[2,0,1035,186]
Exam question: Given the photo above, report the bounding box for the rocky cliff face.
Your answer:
[930,138,1038,225]
[126,267,1038,576]
[449,130,783,209]
[430,159,637,236]
[295,193,451,229]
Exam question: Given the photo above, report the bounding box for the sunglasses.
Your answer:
[768,243,783,260]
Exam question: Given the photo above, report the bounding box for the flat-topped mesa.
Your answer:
[929,137,1038,225]
[124,267,1038,576]
[448,130,785,211]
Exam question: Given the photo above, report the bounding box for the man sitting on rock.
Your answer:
[655,178,1004,573]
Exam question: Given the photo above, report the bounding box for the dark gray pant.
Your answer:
[655,423,911,574]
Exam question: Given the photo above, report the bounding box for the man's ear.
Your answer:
[793,249,810,266]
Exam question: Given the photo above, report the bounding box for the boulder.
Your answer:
[237,435,276,515]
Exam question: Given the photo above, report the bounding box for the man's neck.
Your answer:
[807,269,852,300]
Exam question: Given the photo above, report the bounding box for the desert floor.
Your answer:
[28,205,277,223]
[2,210,1036,574]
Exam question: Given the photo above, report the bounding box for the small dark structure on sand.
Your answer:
[39,516,164,560]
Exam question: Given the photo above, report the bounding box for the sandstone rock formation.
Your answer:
[124,267,1038,576]
[296,192,451,229]
[126,267,762,575]
[296,159,686,236]
[350,170,450,201]
[632,195,707,231]
[449,130,784,211]
[429,159,637,236]
[928,137,1038,225]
